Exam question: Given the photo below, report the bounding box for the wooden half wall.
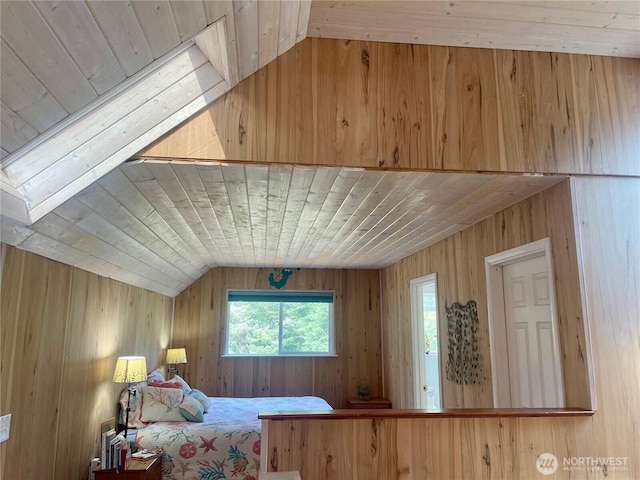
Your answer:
[172,267,381,408]
[262,176,640,480]
[0,246,173,480]
[380,179,588,410]
[138,38,640,176]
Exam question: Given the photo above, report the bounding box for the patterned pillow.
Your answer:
[146,368,165,383]
[188,389,210,413]
[119,382,148,429]
[173,375,192,393]
[179,395,204,422]
[140,386,185,422]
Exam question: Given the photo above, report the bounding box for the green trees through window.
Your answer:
[423,293,439,353]
[226,291,334,356]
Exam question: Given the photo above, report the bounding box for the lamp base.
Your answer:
[123,386,133,441]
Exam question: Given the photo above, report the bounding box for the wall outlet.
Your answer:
[0,414,11,443]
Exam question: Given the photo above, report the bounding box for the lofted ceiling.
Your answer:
[0,1,637,296]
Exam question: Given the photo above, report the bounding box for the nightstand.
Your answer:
[95,455,161,480]
[346,397,392,409]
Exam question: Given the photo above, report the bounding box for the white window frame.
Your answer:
[224,289,337,357]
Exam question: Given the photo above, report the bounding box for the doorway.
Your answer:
[410,273,441,409]
[485,238,565,408]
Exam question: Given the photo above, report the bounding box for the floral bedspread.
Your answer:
[134,396,331,480]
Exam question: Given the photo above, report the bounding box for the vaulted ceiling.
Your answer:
[1,0,638,296]
[1,0,313,223]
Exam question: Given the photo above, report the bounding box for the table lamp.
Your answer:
[113,356,147,439]
[166,348,187,379]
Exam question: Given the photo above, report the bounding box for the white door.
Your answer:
[502,255,562,408]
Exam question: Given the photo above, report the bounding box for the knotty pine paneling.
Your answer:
[0,246,172,480]
[380,179,590,409]
[262,176,640,479]
[172,267,381,408]
[139,38,640,176]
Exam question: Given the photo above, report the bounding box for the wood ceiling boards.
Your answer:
[3,163,562,296]
[0,0,311,223]
[309,1,640,58]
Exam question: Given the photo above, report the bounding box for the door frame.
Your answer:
[409,273,440,409]
[484,237,565,408]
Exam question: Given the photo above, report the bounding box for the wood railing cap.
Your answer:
[258,408,595,420]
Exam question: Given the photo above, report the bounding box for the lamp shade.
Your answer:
[113,356,147,384]
[166,348,187,364]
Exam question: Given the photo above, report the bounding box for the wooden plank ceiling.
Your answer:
[0,0,311,223]
[309,1,640,58]
[0,0,311,156]
[3,163,562,296]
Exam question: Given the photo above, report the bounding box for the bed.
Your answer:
[122,376,331,480]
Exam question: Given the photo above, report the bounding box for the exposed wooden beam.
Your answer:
[0,170,34,251]
[3,44,230,224]
[0,170,30,225]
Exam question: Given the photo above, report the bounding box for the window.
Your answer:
[225,290,336,356]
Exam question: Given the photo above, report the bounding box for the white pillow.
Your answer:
[179,395,204,422]
[189,389,210,413]
[140,386,185,422]
[173,375,192,394]
[146,368,165,383]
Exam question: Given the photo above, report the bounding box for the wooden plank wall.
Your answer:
[380,179,590,410]
[139,39,640,177]
[172,267,381,408]
[263,176,640,480]
[0,246,173,480]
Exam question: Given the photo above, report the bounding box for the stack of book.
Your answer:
[100,429,125,471]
